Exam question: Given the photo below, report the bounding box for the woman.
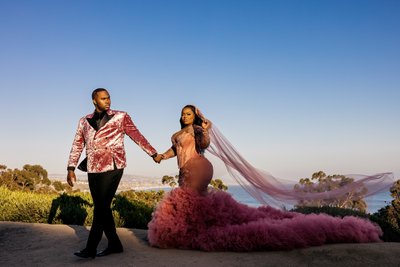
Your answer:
[154,105,213,193]
[148,105,391,251]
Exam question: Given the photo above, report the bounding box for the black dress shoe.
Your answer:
[96,247,123,257]
[74,248,96,259]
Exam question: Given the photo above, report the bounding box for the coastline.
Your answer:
[50,174,167,192]
[68,181,392,214]
[50,175,393,213]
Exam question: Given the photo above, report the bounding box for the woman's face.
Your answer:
[181,107,195,126]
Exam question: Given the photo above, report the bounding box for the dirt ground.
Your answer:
[0,221,399,267]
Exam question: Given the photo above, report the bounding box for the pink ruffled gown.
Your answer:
[147,126,382,251]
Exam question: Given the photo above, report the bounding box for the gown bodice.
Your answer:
[171,125,210,169]
[171,128,199,169]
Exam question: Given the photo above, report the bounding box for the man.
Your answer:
[67,88,158,258]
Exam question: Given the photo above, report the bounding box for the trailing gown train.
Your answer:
[147,126,384,251]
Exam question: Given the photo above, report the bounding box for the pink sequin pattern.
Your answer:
[68,109,156,173]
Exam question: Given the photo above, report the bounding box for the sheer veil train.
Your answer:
[206,123,394,208]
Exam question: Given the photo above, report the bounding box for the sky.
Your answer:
[0,0,399,183]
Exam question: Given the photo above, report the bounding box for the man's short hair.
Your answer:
[92,88,108,99]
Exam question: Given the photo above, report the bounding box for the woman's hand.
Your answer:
[201,120,211,130]
[153,154,163,164]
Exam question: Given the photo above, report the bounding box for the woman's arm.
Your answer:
[160,147,176,160]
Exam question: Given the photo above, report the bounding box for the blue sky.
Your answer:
[0,0,399,182]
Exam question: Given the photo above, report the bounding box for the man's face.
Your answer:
[93,90,111,112]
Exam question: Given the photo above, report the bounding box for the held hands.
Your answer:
[67,170,76,187]
[153,154,163,164]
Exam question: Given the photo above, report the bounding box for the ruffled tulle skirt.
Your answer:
[147,188,382,251]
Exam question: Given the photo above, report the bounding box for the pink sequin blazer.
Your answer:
[67,109,157,173]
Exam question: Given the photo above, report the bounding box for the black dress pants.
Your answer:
[86,168,123,252]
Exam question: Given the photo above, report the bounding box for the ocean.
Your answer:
[144,185,392,214]
[226,185,392,214]
[65,175,393,214]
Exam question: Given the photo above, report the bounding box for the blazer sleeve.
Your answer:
[123,113,157,156]
[67,118,86,169]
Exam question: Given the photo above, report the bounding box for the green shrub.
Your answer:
[47,192,93,225]
[117,189,165,206]
[113,195,154,229]
[112,190,165,229]
[0,186,55,223]
[291,206,370,218]
[368,180,400,242]
[369,214,400,242]
[0,186,164,228]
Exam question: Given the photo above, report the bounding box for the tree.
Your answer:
[209,178,228,191]
[0,165,6,172]
[52,181,65,192]
[23,164,51,186]
[161,175,177,188]
[373,180,400,231]
[294,171,368,212]
[0,165,15,189]
[161,175,228,191]
[0,164,73,193]
[386,179,400,230]
[12,169,35,191]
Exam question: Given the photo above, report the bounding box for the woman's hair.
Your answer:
[179,104,204,129]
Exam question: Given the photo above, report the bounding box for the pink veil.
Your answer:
[195,107,394,207]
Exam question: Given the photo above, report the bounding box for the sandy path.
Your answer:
[0,221,399,267]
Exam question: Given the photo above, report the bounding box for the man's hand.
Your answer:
[67,170,76,187]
